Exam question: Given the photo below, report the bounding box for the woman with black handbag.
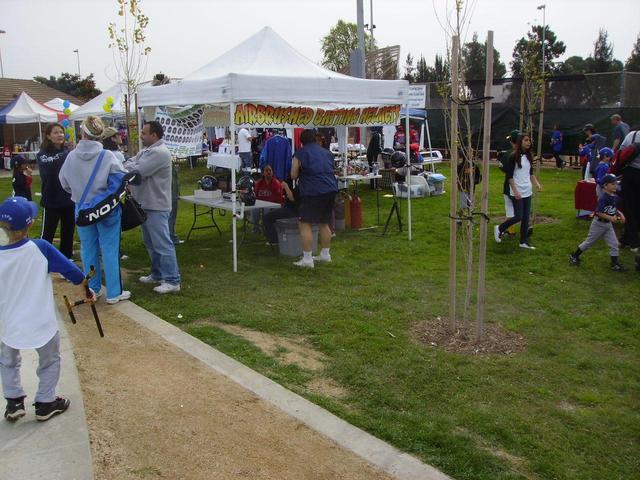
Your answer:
[59,116,131,305]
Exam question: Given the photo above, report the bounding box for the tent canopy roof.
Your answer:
[138,27,408,107]
[0,91,60,124]
[70,83,134,121]
[44,97,80,112]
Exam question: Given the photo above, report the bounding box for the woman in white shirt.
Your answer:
[494,134,542,249]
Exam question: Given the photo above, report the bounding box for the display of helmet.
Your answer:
[390,151,406,168]
[198,175,218,191]
[381,147,395,158]
[240,189,256,206]
[237,175,255,192]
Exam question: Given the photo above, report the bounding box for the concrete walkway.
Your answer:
[0,309,93,480]
[1,298,451,480]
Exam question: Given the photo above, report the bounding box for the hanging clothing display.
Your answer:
[259,134,292,180]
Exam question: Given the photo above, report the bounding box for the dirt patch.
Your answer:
[557,401,578,412]
[455,427,536,479]
[56,280,393,480]
[201,320,327,372]
[306,377,348,399]
[411,317,526,356]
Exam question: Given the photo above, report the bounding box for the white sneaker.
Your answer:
[312,254,332,263]
[153,283,181,294]
[494,225,502,243]
[139,275,161,284]
[106,290,131,305]
[519,243,536,250]
[293,258,314,268]
[95,286,106,299]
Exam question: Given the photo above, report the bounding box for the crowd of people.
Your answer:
[491,113,639,272]
[1,114,639,424]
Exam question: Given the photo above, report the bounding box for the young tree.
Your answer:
[34,73,101,100]
[107,0,151,153]
[511,25,566,77]
[462,32,506,81]
[626,34,640,71]
[320,20,376,72]
[403,53,415,82]
[585,29,623,73]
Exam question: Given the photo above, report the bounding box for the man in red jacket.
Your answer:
[251,164,283,232]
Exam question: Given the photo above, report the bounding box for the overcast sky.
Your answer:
[1,0,638,90]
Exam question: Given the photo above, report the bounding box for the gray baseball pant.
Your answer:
[0,332,61,403]
[579,219,619,256]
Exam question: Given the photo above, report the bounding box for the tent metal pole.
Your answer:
[230,102,238,273]
[405,106,411,241]
[425,117,435,173]
[38,121,43,149]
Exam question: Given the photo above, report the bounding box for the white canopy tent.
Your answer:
[0,91,62,146]
[70,83,133,121]
[44,97,80,112]
[138,26,412,271]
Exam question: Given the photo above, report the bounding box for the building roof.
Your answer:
[0,78,85,109]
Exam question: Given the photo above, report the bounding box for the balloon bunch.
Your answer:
[102,96,115,114]
[61,100,75,141]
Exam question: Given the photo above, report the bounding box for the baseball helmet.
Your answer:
[240,189,256,206]
[237,175,255,192]
[390,151,406,168]
[198,175,218,191]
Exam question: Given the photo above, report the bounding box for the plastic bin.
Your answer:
[275,218,319,256]
[427,173,446,196]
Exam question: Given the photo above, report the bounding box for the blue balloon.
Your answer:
[61,119,70,127]
[62,100,71,109]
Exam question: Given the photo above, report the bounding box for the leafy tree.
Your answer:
[432,54,450,82]
[559,56,587,75]
[34,73,101,100]
[462,32,507,81]
[585,29,623,73]
[320,20,377,72]
[626,34,640,71]
[511,25,566,77]
[403,53,415,82]
[415,55,430,83]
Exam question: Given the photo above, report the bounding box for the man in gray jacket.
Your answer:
[125,121,180,294]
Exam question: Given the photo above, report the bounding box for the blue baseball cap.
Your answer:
[0,196,39,231]
[599,147,614,158]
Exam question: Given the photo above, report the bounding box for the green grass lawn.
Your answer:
[5,163,639,480]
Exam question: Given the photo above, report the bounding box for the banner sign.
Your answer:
[154,105,204,157]
[407,85,426,109]
[233,103,401,128]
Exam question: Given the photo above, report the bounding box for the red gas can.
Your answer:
[350,195,363,229]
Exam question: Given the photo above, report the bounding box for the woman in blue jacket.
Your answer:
[37,123,75,259]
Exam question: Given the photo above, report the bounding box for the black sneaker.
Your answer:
[34,397,70,422]
[611,263,626,272]
[4,396,26,422]
[569,254,580,266]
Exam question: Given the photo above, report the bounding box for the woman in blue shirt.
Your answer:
[290,129,338,268]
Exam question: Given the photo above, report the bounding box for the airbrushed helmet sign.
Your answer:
[154,105,204,158]
[232,103,401,128]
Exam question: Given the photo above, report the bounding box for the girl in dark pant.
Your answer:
[37,123,75,259]
[494,134,542,249]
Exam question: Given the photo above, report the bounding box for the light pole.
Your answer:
[0,30,6,78]
[73,49,81,77]
[537,5,546,75]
